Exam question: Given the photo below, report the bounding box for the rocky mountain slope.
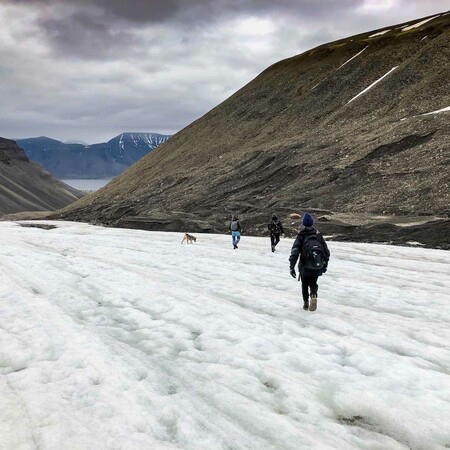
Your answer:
[55,12,449,244]
[0,138,82,215]
[17,132,171,179]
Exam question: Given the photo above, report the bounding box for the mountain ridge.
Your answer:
[17,132,171,179]
[0,138,82,215]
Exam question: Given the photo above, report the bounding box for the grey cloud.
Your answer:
[86,0,362,23]
[4,0,363,23]
[2,0,449,25]
[1,0,449,143]
[79,0,185,23]
[3,0,449,59]
[38,11,138,59]
[14,0,450,24]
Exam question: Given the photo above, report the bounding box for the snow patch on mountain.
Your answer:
[402,15,441,31]
[346,66,398,104]
[422,106,450,115]
[369,29,391,38]
[311,46,369,91]
[337,46,369,70]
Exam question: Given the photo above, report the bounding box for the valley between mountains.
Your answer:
[49,13,450,248]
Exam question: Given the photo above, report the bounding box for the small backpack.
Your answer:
[270,220,281,234]
[302,233,326,270]
[230,220,239,231]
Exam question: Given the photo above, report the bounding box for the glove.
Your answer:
[290,268,296,278]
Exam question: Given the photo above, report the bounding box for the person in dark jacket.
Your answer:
[289,212,330,311]
[268,213,284,252]
[229,215,242,249]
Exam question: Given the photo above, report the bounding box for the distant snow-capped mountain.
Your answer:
[17,132,171,179]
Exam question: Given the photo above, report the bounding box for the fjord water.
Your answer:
[62,179,112,191]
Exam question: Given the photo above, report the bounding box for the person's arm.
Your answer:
[318,233,330,272]
[237,221,242,232]
[289,234,303,276]
[280,221,285,234]
[320,234,330,261]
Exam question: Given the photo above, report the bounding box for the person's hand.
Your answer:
[290,268,296,278]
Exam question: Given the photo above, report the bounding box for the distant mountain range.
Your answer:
[17,132,171,179]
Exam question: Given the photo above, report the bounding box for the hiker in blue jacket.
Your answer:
[229,215,242,249]
[289,212,330,311]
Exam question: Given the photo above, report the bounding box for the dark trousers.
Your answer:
[270,233,280,248]
[301,271,319,302]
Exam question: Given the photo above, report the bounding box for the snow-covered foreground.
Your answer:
[1,222,449,450]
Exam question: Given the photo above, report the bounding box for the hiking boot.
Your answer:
[303,300,309,311]
[271,245,275,252]
[309,294,317,312]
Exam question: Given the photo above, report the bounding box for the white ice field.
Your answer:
[1,221,449,450]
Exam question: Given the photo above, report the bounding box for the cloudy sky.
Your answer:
[0,0,449,143]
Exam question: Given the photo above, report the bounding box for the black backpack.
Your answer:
[302,233,326,270]
[230,220,239,231]
[270,220,281,234]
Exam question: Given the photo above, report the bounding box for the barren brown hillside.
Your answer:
[55,12,449,243]
[0,138,82,215]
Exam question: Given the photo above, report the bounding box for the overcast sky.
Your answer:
[0,0,449,143]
